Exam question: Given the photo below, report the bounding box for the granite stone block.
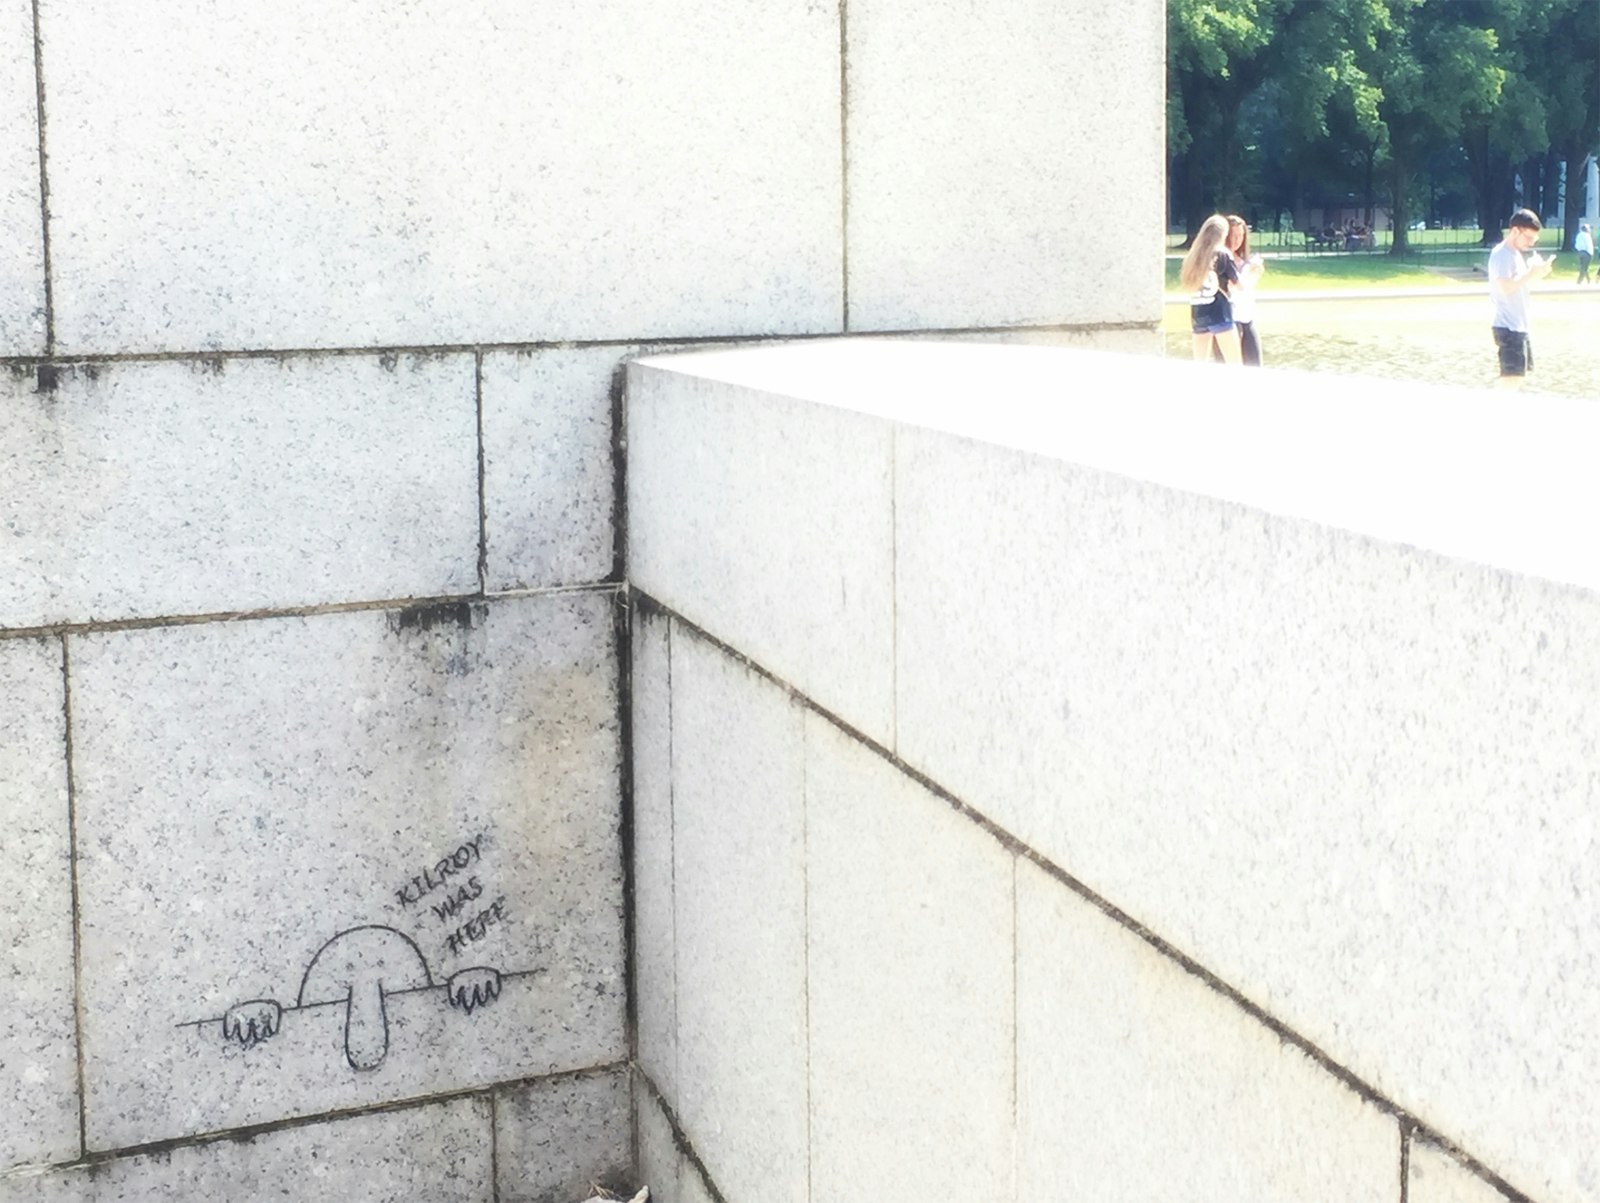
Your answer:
[628,352,895,747]
[630,609,676,1098]
[895,404,1600,1202]
[1015,858,1398,1201]
[1408,1141,1515,1203]
[678,1165,716,1203]
[0,636,77,1170]
[0,0,43,357]
[39,0,842,353]
[0,1096,492,1202]
[481,347,627,592]
[670,629,808,1203]
[805,712,1014,1203]
[67,593,624,1150]
[633,1079,682,1203]
[496,1069,631,1203]
[845,0,1164,331]
[0,355,478,630]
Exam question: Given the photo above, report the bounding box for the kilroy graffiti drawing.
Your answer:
[179,831,539,1071]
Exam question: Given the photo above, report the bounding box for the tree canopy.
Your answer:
[1169,0,1600,252]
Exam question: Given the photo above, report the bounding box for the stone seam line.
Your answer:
[628,592,1538,1203]
[633,1066,730,1203]
[0,320,1155,373]
[0,582,621,644]
[475,349,489,594]
[838,0,851,333]
[58,635,86,1157]
[616,590,640,1128]
[0,1060,629,1183]
[29,0,53,355]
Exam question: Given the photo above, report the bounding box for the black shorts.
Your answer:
[1493,327,1532,376]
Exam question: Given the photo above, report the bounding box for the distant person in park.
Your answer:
[1224,215,1266,365]
[1575,222,1594,285]
[1181,214,1240,364]
[1488,208,1555,389]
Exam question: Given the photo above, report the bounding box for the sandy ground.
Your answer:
[1163,289,1600,400]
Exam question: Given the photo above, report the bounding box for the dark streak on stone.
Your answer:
[608,359,629,585]
[35,362,59,393]
[389,600,483,635]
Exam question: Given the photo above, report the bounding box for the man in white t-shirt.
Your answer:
[1488,208,1555,389]
[1576,222,1594,285]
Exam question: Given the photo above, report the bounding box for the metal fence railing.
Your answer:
[1166,228,1491,256]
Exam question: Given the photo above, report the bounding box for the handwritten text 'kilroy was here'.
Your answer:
[394,834,510,959]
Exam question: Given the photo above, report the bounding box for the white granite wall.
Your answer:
[4,0,1164,1194]
[628,611,1410,1203]
[627,339,1595,1203]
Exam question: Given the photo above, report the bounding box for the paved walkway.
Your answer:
[1162,288,1600,399]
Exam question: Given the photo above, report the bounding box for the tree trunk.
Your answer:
[1388,162,1411,256]
[1184,149,1205,245]
[1462,123,1515,246]
[1562,147,1588,252]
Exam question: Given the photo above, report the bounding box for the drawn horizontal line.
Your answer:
[175,968,546,1031]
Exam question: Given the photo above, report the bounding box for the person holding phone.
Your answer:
[1488,209,1555,390]
[1181,214,1241,364]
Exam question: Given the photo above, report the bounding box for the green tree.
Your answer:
[1335,0,1508,254]
[1168,0,1288,240]
[1514,0,1600,249]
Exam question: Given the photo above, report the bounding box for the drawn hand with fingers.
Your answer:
[210,925,508,1071]
[223,998,282,1047]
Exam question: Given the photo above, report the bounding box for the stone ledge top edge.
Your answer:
[630,338,1600,599]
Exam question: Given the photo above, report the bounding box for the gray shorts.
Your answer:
[1493,327,1532,376]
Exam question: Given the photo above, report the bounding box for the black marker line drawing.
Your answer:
[179,924,540,1071]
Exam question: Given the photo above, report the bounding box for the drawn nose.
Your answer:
[344,975,391,1071]
[297,926,433,1071]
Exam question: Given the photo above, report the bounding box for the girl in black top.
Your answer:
[1180,214,1241,364]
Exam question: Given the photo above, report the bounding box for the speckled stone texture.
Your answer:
[805,712,1014,1202]
[633,1081,681,1203]
[625,339,1600,1203]
[481,346,625,592]
[1408,1141,1513,1203]
[1016,858,1399,1201]
[0,355,478,631]
[629,609,675,1100]
[495,1069,631,1203]
[67,593,623,1150]
[0,637,77,1171]
[845,0,1164,331]
[0,0,43,357]
[670,629,807,1203]
[896,417,1600,1203]
[38,0,842,354]
[0,1096,492,1202]
[627,355,895,748]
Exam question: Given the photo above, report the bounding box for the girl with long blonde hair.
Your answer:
[1180,214,1241,363]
